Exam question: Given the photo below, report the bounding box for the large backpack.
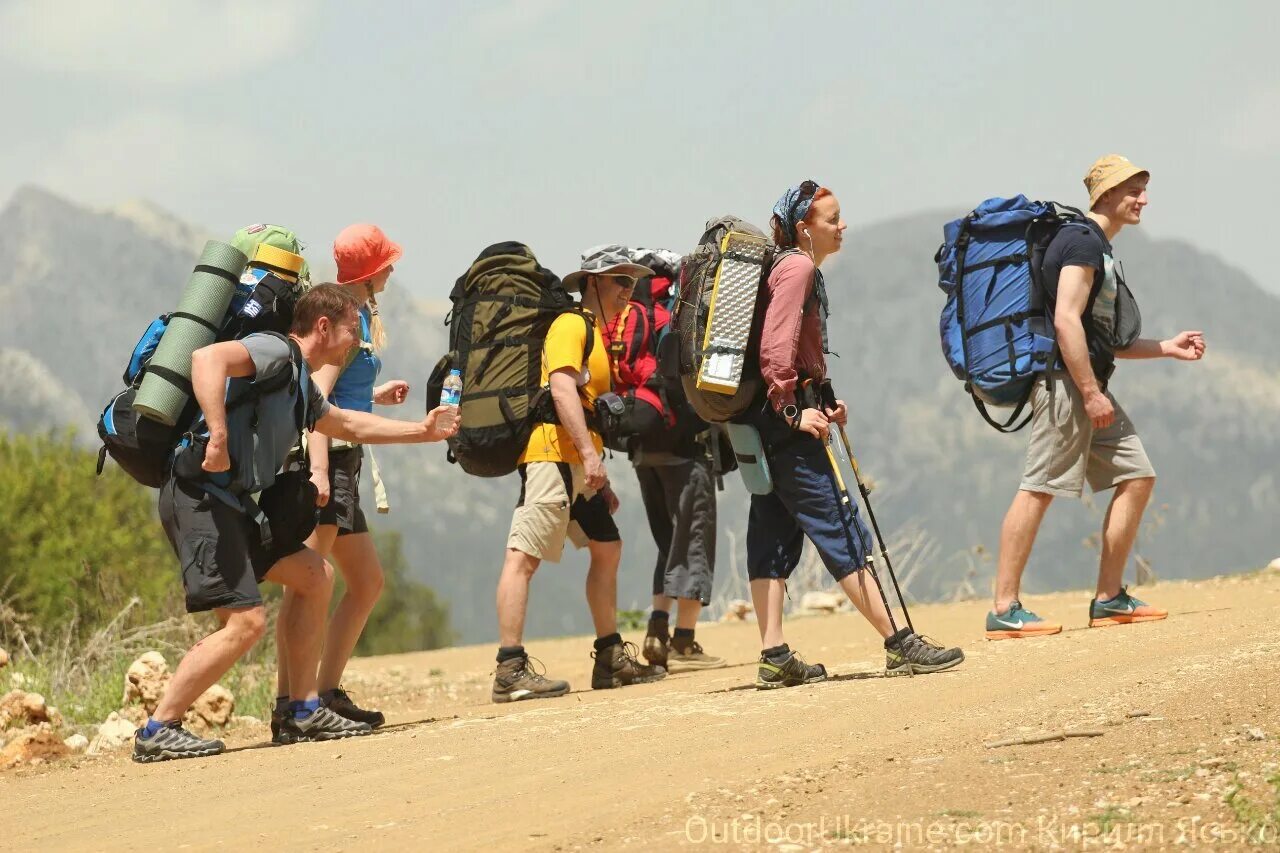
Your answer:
[674,216,775,424]
[935,196,1090,432]
[96,240,306,486]
[427,242,589,478]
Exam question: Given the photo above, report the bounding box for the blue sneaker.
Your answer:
[1089,587,1167,628]
[985,600,1062,640]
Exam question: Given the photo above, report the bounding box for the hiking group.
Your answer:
[96,153,1204,763]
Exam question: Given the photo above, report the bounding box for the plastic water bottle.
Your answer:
[440,369,462,408]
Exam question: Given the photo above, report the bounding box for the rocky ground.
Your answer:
[1,571,1277,850]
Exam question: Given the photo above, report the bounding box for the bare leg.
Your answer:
[264,547,334,701]
[838,568,895,638]
[319,532,385,691]
[674,598,701,631]
[496,548,540,648]
[585,539,622,637]
[1096,477,1154,600]
[652,593,675,615]
[153,607,267,722]
[750,578,786,649]
[993,490,1055,613]
[276,525,338,696]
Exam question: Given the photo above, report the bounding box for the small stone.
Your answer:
[88,712,139,754]
[63,734,89,752]
[1245,727,1266,742]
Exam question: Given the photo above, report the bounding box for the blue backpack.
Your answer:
[96,269,302,487]
[935,196,1089,432]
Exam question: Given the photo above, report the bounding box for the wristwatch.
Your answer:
[782,404,801,429]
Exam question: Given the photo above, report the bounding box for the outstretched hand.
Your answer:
[1164,331,1206,362]
[423,405,460,442]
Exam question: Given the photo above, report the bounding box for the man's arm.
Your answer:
[550,368,608,490]
[1116,332,1206,360]
[305,362,342,506]
[1053,265,1114,429]
[191,341,257,473]
[314,404,458,445]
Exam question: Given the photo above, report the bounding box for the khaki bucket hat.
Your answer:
[1084,154,1149,209]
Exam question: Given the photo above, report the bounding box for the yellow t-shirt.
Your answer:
[519,310,610,466]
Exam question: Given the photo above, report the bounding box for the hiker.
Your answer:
[272,225,412,738]
[986,155,1206,639]
[135,284,458,762]
[746,180,965,687]
[601,247,726,672]
[492,247,667,702]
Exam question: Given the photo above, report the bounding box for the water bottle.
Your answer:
[440,369,462,408]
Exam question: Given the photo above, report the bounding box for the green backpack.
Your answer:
[427,242,589,478]
[230,224,311,284]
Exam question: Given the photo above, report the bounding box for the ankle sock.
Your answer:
[884,627,913,649]
[141,718,172,738]
[274,694,290,713]
[649,609,669,624]
[497,644,526,664]
[673,627,695,644]
[289,697,323,720]
[763,643,791,663]
[593,632,622,652]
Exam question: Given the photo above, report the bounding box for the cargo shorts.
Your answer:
[506,462,620,563]
[1020,373,1156,498]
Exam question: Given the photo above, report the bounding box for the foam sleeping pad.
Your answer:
[133,240,248,426]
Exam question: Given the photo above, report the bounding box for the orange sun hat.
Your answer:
[334,223,403,285]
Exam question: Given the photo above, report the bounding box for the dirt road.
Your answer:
[3,571,1278,850]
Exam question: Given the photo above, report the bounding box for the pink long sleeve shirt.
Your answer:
[758,252,827,414]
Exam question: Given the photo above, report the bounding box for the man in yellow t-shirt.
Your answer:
[492,246,668,702]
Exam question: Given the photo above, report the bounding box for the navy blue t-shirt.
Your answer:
[1041,219,1122,381]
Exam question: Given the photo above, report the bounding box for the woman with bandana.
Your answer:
[747,180,966,688]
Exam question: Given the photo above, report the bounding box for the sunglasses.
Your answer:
[787,179,820,223]
[596,273,638,288]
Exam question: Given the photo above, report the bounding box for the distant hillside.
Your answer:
[2,186,1276,643]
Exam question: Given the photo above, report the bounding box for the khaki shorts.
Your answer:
[506,462,619,562]
[1020,373,1156,498]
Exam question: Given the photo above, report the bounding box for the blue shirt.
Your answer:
[329,306,382,412]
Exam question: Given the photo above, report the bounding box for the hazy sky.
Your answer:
[2,1,1276,298]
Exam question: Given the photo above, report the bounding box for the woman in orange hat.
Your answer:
[272,224,409,737]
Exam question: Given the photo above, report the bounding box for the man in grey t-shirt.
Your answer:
[136,284,458,762]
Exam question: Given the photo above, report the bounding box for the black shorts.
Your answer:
[159,477,295,613]
[316,447,369,536]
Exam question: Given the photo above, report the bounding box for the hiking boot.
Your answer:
[132,722,225,763]
[668,636,727,672]
[756,649,827,689]
[322,687,385,729]
[642,624,670,669]
[886,632,965,676]
[591,641,667,689]
[1089,587,1168,628]
[276,706,372,744]
[492,655,570,703]
[985,599,1063,640]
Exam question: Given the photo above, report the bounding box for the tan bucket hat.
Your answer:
[1084,154,1149,209]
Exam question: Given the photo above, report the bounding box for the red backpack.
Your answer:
[603,275,703,453]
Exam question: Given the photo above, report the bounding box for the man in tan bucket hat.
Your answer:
[986,154,1208,640]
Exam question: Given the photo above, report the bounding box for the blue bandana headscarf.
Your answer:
[772,179,821,244]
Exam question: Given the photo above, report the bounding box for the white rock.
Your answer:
[720,599,754,621]
[0,647,8,668]
[1268,557,1280,572]
[122,652,170,714]
[798,590,843,613]
[88,711,139,754]
[63,733,89,752]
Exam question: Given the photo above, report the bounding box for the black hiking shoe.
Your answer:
[276,706,372,744]
[756,649,827,689]
[885,632,965,676]
[642,622,670,669]
[132,722,225,763]
[492,655,570,703]
[322,687,385,729]
[591,641,667,689]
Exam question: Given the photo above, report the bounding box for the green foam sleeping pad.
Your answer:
[134,240,248,426]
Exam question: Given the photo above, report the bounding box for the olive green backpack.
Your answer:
[427,242,589,478]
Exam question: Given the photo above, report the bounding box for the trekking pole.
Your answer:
[831,420,915,635]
